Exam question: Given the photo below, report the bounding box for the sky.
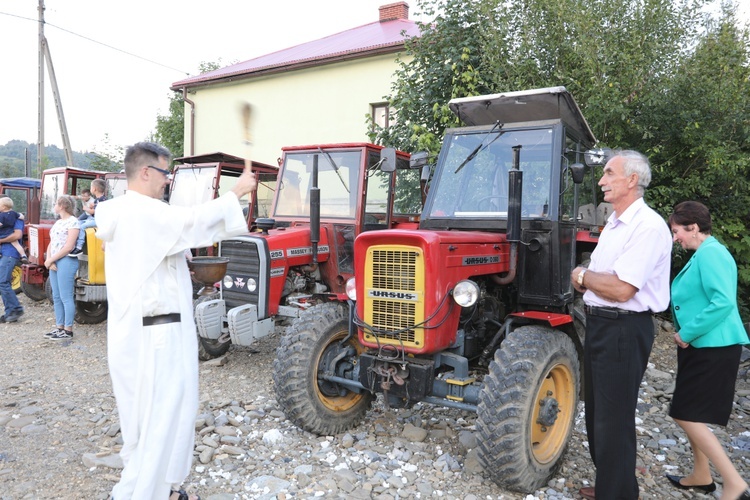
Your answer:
[0,0,431,154]
[1,1,748,156]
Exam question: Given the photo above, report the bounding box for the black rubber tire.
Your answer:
[21,280,47,302]
[45,278,53,303]
[273,302,373,435]
[12,265,22,294]
[74,300,108,324]
[476,325,580,493]
[194,294,230,361]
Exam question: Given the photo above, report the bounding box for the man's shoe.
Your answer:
[69,248,82,256]
[20,256,29,264]
[665,474,716,493]
[0,315,5,323]
[5,309,24,323]
[579,486,595,499]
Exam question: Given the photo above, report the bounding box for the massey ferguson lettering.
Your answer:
[463,255,500,266]
[288,245,330,256]
[368,289,419,301]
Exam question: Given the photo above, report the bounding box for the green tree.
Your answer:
[377,0,750,319]
[88,134,123,172]
[646,10,750,315]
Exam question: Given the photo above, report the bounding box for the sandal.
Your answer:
[170,490,200,500]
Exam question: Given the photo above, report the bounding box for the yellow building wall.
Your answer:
[182,53,403,166]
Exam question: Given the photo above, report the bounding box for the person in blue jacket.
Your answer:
[666,200,750,499]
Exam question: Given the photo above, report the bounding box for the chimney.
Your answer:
[379,2,409,22]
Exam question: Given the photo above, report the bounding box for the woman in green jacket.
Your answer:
[666,201,749,499]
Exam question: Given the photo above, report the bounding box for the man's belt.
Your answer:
[143,313,181,326]
[584,305,646,319]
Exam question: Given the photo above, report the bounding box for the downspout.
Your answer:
[182,87,195,156]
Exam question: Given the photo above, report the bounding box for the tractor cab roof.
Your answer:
[448,86,596,147]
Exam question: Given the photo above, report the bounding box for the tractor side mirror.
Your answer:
[570,163,586,184]
[380,148,396,173]
[410,151,430,169]
[584,148,612,167]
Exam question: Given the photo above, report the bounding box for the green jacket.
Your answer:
[671,236,748,347]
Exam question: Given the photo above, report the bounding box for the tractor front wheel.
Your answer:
[74,301,108,324]
[273,302,373,435]
[476,325,580,493]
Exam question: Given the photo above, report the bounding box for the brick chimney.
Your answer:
[379,2,409,22]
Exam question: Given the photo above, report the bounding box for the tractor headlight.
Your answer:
[345,277,356,301]
[452,280,479,307]
[223,275,233,289]
[246,278,257,292]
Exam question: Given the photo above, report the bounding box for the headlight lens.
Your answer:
[345,277,356,301]
[223,275,233,289]
[246,278,257,292]
[452,280,479,307]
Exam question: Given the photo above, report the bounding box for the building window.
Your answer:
[371,103,391,130]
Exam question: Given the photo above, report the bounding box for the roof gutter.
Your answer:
[170,45,404,93]
[182,87,195,156]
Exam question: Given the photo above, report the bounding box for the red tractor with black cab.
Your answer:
[193,143,422,360]
[272,87,611,493]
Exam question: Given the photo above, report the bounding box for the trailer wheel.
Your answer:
[21,281,47,302]
[273,302,373,435]
[75,301,108,324]
[12,265,22,294]
[476,326,580,493]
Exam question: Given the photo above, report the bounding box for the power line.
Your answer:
[0,10,191,75]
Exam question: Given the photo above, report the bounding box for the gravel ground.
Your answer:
[1,294,749,500]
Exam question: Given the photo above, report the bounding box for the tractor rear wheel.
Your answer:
[476,325,580,493]
[273,302,373,435]
[22,280,47,301]
[12,264,22,294]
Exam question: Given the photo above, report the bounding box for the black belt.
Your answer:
[584,305,646,319]
[143,313,181,326]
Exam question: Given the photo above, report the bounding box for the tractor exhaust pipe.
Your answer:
[310,154,320,265]
[493,145,522,285]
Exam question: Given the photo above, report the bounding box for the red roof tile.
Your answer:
[172,19,420,89]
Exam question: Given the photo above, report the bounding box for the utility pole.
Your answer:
[37,0,75,171]
[37,0,44,174]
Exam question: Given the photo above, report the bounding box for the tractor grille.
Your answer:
[220,239,264,310]
[364,246,424,348]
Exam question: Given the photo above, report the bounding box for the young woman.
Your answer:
[43,195,80,340]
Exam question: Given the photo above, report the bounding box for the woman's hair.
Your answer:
[669,201,712,234]
[56,195,76,215]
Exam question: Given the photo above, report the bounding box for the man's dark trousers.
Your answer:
[584,312,654,499]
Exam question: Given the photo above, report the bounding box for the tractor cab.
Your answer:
[171,152,279,235]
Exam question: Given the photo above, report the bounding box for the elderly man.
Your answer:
[96,142,256,500]
[571,150,672,499]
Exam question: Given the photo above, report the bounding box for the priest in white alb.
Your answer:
[95,142,256,500]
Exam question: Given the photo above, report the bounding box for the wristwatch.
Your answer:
[577,269,587,286]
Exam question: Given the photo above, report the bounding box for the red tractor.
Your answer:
[193,143,422,360]
[272,87,612,493]
[0,177,41,293]
[22,166,107,302]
